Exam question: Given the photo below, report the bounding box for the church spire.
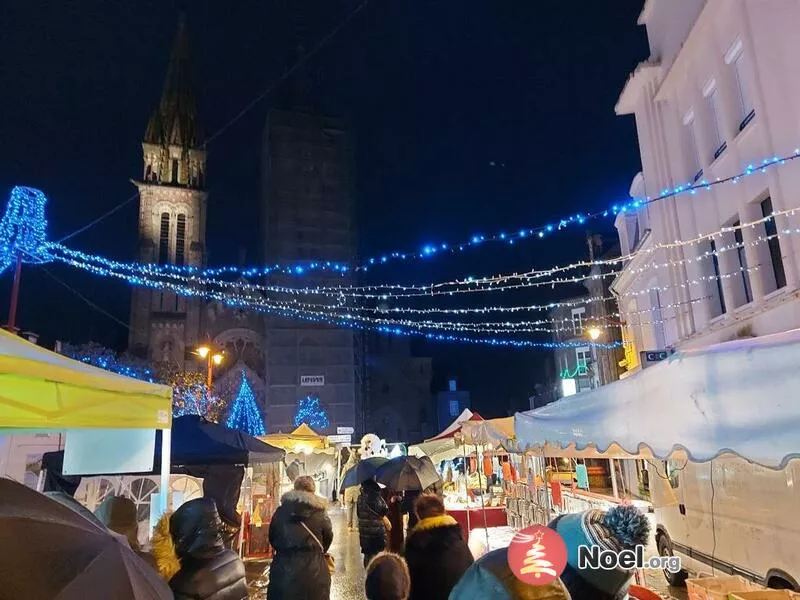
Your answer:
[144,13,202,149]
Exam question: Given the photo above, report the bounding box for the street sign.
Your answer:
[640,349,672,369]
[327,434,352,444]
[300,375,324,386]
[337,426,355,435]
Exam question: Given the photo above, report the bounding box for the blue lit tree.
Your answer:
[226,370,266,436]
[61,342,155,382]
[293,395,329,430]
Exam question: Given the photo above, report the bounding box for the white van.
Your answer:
[648,451,800,591]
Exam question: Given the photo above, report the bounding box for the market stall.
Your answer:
[0,328,173,515]
[512,330,800,593]
[260,424,337,499]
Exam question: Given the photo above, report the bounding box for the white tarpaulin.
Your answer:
[409,409,476,461]
[460,417,515,449]
[515,329,800,468]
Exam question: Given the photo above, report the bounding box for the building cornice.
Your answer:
[615,61,662,116]
[610,228,653,296]
[654,0,716,102]
[131,179,209,200]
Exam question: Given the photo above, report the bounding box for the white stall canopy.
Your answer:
[515,330,800,469]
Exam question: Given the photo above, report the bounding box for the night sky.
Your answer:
[0,0,648,417]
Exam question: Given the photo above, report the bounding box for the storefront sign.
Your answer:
[300,375,325,386]
[327,434,352,444]
[640,349,672,368]
[337,426,354,435]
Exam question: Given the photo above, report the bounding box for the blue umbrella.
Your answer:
[341,456,389,488]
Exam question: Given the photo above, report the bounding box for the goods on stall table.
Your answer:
[686,576,757,600]
[728,593,800,600]
[628,585,665,600]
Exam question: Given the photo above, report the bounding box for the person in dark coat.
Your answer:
[168,497,248,600]
[403,494,474,600]
[401,490,421,533]
[382,487,404,553]
[357,479,389,567]
[267,475,334,600]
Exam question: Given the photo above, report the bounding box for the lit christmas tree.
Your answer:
[293,395,329,430]
[169,370,225,423]
[226,370,265,436]
[61,342,155,382]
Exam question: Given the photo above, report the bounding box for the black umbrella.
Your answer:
[341,456,389,488]
[0,478,171,600]
[374,455,441,491]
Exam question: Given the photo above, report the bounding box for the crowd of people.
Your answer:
[82,471,649,600]
[264,474,650,600]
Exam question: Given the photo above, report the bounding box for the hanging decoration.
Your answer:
[294,395,330,431]
[226,370,266,436]
[0,186,51,272]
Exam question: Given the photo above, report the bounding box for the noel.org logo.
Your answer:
[507,525,568,586]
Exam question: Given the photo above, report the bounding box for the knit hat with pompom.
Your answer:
[549,505,650,599]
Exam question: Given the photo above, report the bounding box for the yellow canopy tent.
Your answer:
[259,423,330,454]
[0,329,173,513]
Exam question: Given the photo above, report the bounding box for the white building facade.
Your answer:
[613,0,800,375]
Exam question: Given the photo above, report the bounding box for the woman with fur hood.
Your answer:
[267,476,334,600]
[403,494,473,600]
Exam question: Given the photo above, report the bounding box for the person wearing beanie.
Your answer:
[548,504,650,600]
[94,495,157,569]
[365,552,411,600]
[449,547,572,600]
[403,494,473,600]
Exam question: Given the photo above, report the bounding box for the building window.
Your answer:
[175,214,186,266]
[761,196,786,290]
[171,159,179,183]
[684,112,703,181]
[732,220,753,305]
[709,240,727,316]
[571,307,586,335]
[158,212,170,264]
[449,399,459,417]
[705,85,726,159]
[145,164,153,181]
[575,346,591,373]
[727,43,755,130]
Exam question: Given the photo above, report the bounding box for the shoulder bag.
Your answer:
[300,521,336,574]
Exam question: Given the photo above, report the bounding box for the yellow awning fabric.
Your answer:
[259,423,329,452]
[0,329,173,429]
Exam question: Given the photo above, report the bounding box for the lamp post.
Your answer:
[195,344,224,389]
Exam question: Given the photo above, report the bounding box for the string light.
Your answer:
[294,395,330,430]
[45,206,800,305]
[0,186,51,272]
[41,148,800,278]
[226,370,266,436]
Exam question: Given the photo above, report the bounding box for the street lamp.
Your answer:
[587,326,602,341]
[195,344,224,389]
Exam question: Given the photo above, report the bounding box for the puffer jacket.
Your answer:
[168,498,248,600]
[404,514,473,600]
[357,480,388,555]
[267,490,333,600]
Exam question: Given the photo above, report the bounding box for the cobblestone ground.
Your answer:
[245,505,689,600]
[245,505,365,600]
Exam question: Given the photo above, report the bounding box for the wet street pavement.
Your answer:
[245,504,689,600]
[246,504,366,600]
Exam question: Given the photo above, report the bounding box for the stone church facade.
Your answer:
[128,17,267,415]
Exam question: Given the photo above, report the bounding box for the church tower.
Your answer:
[129,15,207,366]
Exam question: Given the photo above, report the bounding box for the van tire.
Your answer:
[657,533,688,587]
